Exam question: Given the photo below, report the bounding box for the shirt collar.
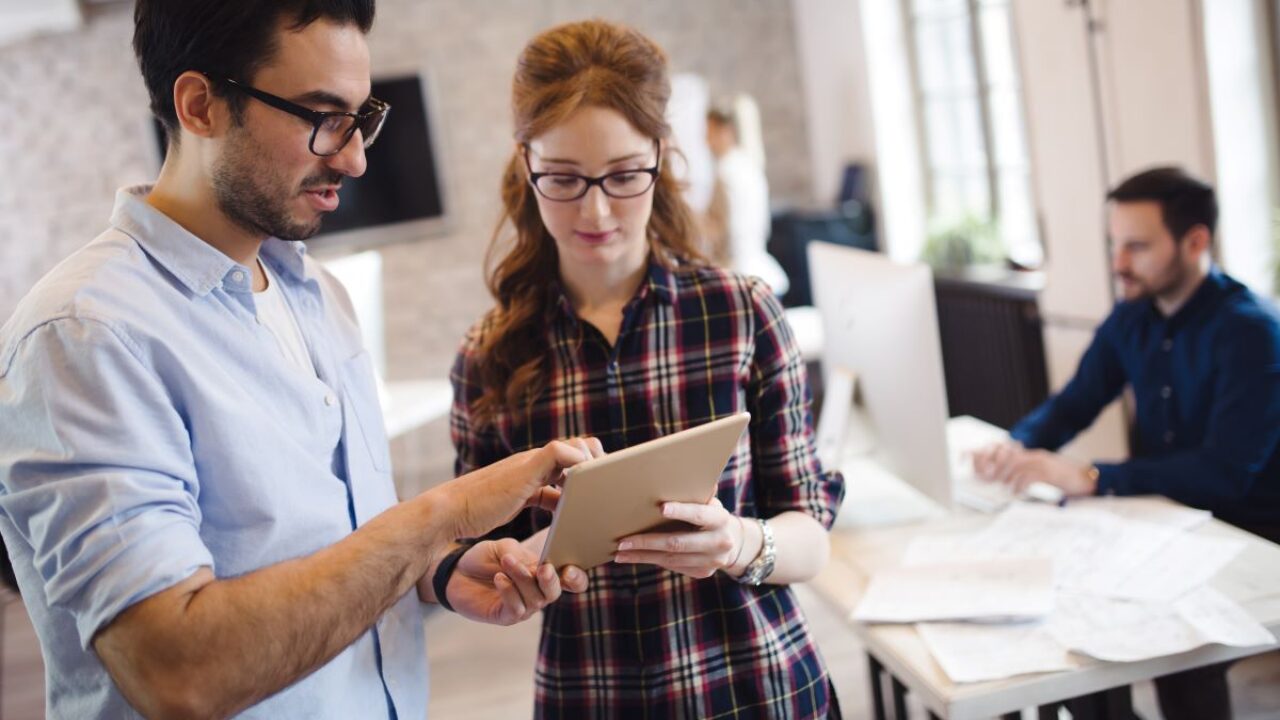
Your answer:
[550,255,677,321]
[110,185,310,295]
[645,258,678,306]
[260,237,310,283]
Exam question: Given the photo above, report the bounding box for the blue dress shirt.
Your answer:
[1012,267,1280,527]
[0,187,426,718]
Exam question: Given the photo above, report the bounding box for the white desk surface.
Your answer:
[381,379,452,441]
[811,498,1280,719]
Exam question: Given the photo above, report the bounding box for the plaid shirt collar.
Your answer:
[548,256,679,322]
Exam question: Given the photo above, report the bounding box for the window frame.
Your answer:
[902,0,1041,265]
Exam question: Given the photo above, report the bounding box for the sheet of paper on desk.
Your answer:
[1213,539,1280,603]
[1103,533,1246,602]
[1048,587,1275,663]
[916,621,1081,683]
[922,503,1180,595]
[902,503,1240,603]
[852,557,1055,623]
[1068,495,1212,531]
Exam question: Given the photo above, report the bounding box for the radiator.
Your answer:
[933,270,1050,429]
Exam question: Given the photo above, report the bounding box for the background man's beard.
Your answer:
[1118,255,1189,301]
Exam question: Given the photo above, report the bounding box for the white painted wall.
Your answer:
[0,0,80,47]
[791,0,878,207]
[1012,0,1128,462]
[1092,0,1215,182]
[854,0,927,262]
[1203,0,1280,296]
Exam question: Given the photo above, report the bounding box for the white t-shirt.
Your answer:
[254,259,316,376]
[716,147,790,296]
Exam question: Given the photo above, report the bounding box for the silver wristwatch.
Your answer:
[738,518,776,586]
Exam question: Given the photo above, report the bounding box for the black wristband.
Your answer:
[432,542,475,613]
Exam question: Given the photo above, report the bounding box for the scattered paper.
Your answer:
[1047,587,1275,663]
[853,558,1054,623]
[1103,533,1246,602]
[1069,495,1212,531]
[870,500,1276,681]
[916,621,1080,683]
[906,503,1180,596]
[1213,541,1280,603]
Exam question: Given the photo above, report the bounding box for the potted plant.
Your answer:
[920,213,1005,271]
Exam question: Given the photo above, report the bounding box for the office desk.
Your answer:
[810,498,1280,719]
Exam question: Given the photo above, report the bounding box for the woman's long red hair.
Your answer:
[473,19,706,424]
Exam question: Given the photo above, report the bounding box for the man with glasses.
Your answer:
[0,2,594,718]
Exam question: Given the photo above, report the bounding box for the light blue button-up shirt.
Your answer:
[0,186,427,719]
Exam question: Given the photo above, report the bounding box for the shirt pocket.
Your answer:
[340,350,393,473]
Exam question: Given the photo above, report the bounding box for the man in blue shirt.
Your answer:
[974,167,1280,720]
[0,2,595,718]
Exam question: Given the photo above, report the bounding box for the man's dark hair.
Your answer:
[1107,166,1218,242]
[134,0,375,147]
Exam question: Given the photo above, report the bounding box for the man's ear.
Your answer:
[171,71,224,141]
[1181,224,1212,260]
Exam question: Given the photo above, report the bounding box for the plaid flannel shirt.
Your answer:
[450,260,846,719]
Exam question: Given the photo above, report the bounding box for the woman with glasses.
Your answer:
[448,19,845,718]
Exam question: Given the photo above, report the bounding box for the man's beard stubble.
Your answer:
[1117,249,1190,303]
[211,130,341,242]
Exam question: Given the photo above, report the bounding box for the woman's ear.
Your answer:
[517,142,531,179]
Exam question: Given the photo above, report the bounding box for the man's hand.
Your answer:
[437,437,605,540]
[973,442,1096,497]
[446,538,588,625]
[970,441,1024,485]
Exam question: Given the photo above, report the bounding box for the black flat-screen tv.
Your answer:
[152,72,450,256]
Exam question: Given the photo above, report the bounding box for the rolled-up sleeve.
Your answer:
[744,280,845,528]
[0,317,212,649]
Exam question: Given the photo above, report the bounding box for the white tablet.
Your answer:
[540,413,751,570]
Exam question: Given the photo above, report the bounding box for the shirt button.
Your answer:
[1161,386,1172,399]
[1164,430,1176,444]
[324,393,337,407]
[1162,339,1173,352]
[231,270,245,284]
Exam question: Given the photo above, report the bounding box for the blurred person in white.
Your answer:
[703,95,790,296]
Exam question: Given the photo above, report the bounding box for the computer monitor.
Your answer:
[807,242,953,509]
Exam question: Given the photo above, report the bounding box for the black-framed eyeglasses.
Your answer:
[523,139,661,201]
[220,76,390,157]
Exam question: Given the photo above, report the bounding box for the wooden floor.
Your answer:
[3,584,1278,719]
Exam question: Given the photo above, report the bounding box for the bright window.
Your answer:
[907,0,1042,267]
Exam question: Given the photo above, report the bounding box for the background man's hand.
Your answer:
[973,442,1095,497]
